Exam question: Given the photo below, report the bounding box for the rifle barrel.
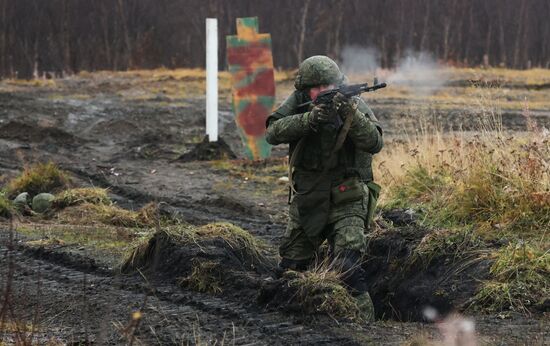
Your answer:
[297,82,387,107]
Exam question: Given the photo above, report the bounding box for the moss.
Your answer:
[7,162,70,197]
[470,242,549,313]
[53,187,110,208]
[179,260,223,294]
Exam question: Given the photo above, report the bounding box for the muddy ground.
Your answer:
[0,73,549,345]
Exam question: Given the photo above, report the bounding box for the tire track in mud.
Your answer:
[0,229,376,345]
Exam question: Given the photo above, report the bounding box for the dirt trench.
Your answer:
[1,228,448,345]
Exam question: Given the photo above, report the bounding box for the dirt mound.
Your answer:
[365,210,492,321]
[177,136,236,161]
[122,223,275,296]
[258,269,365,322]
[0,121,82,146]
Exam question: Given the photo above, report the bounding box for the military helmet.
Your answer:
[294,55,344,90]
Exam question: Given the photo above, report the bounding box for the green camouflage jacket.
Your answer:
[265,90,383,182]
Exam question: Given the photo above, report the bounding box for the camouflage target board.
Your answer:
[226,17,274,159]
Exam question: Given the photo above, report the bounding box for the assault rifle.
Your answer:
[298,78,387,108]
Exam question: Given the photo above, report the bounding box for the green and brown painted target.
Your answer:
[226,17,275,160]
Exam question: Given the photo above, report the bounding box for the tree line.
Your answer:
[1,0,549,79]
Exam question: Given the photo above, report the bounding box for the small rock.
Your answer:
[32,193,55,213]
[13,192,30,209]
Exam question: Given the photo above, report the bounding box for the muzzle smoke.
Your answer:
[341,46,447,95]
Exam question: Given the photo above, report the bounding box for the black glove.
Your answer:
[333,92,358,119]
[307,104,331,131]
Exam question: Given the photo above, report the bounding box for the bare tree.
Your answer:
[296,0,311,64]
[0,0,548,79]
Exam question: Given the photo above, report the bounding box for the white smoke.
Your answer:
[341,46,380,74]
[340,46,447,95]
[388,50,446,94]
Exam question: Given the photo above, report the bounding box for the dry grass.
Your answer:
[122,222,269,273]
[2,66,550,113]
[53,187,110,208]
[195,222,267,255]
[282,265,364,322]
[0,192,13,218]
[54,202,158,228]
[179,260,223,294]
[469,242,549,313]
[412,228,487,268]
[378,129,549,239]
[6,162,70,198]
[376,84,549,313]
[17,223,139,257]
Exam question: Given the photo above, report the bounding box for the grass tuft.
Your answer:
[53,187,110,208]
[195,222,267,257]
[412,228,487,267]
[284,267,363,321]
[179,260,223,294]
[0,192,13,218]
[55,202,158,228]
[7,162,70,197]
[470,242,549,313]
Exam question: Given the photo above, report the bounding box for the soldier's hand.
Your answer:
[307,104,330,131]
[333,92,358,119]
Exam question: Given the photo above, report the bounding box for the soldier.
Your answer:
[265,55,383,320]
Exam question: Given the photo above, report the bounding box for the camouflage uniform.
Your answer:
[266,56,383,320]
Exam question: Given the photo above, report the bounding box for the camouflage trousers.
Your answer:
[280,182,377,261]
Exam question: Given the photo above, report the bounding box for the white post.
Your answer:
[206,18,218,142]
